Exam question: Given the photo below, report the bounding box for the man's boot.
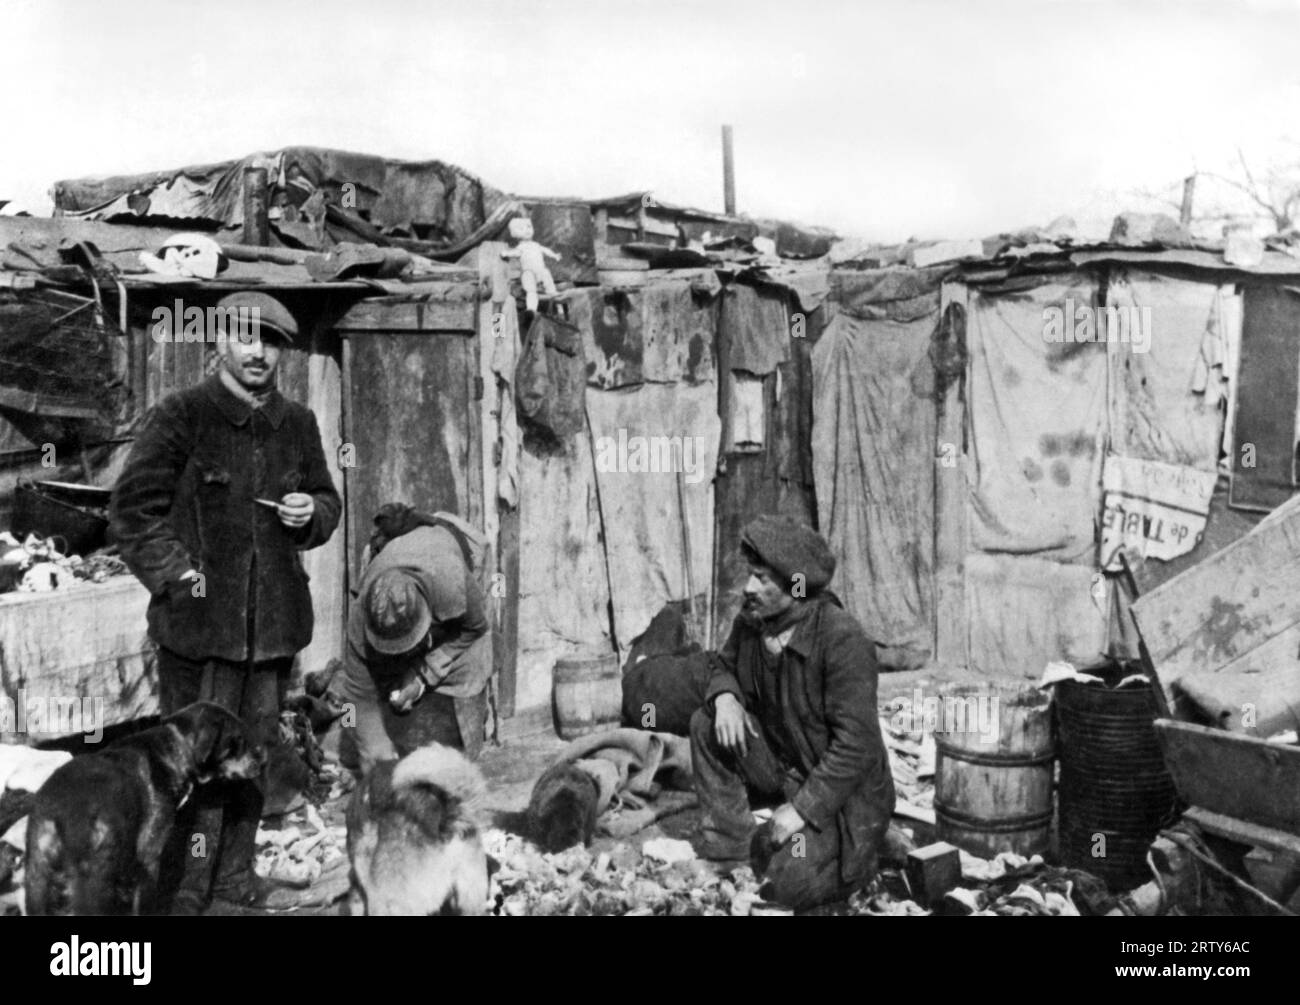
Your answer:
[208,779,279,909]
[168,797,223,915]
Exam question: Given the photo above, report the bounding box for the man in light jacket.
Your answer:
[338,506,493,774]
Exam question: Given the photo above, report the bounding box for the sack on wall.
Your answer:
[516,311,587,443]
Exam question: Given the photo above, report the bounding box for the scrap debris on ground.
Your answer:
[878,705,937,815]
[1,532,129,592]
[485,829,767,917]
[0,691,1129,916]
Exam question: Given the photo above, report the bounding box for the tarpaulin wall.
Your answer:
[811,298,937,670]
[509,275,723,712]
[956,270,1234,676]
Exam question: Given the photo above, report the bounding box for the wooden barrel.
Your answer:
[553,653,621,740]
[933,683,1055,858]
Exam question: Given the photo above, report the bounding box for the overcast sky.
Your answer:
[3,0,1299,242]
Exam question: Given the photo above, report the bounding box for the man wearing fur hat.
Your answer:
[690,515,895,911]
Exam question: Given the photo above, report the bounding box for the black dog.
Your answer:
[526,762,600,853]
[24,701,263,916]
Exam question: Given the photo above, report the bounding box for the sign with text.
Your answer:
[1100,455,1216,572]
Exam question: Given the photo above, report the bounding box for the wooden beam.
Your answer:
[497,503,520,718]
[242,166,270,248]
[933,282,969,667]
[1133,493,1300,733]
[332,297,478,333]
[0,385,103,420]
[1184,807,1300,857]
[1180,175,1197,227]
[722,125,736,215]
[1155,718,1300,833]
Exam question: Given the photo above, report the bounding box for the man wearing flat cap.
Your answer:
[690,515,895,911]
[337,505,493,775]
[111,292,342,913]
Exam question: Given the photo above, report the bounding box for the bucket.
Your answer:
[1055,677,1179,890]
[933,683,1055,858]
[553,653,621,740]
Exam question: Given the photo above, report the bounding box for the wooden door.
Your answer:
[335,293,482,587]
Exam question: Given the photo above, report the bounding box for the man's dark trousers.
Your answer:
[690,705,859,911]
[158,648,289,902]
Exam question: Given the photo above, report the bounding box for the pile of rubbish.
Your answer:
[878,706,936,812]
[485,830,770,917]
[254,802,347,890]
[0,532,127,593]
[850,850,1115,917]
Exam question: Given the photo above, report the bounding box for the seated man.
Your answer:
[690,515,895,911]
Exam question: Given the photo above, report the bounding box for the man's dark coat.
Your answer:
[705,597,896,883]
[110,374,341,663]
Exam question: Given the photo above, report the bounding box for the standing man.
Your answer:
[110,292,341,913]
[690,515,895,912]
[338,505,493,775]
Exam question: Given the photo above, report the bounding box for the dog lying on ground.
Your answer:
[346,744,489,915]
[24,702,263,916]
[526,728,695,852]
[527,762,600,853]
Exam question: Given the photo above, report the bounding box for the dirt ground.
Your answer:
[230,661,1034,917]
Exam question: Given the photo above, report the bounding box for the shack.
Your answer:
[4,148,1300,915]
[6,153,1300,747]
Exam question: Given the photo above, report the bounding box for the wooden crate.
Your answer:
[1155,718,1300,836]
[0,575,156,743]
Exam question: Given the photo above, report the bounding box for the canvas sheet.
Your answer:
[721,284,790,376]
[585,383,721,648]
[811,312,935,668]
[561,278,718,389]
[52,146,509,249]
[515,432,612,710]
[967,277,1107,564]
[1106,270,1230,473]
[965,552,1109,678]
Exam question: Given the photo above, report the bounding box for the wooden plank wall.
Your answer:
[933,282,969,667]
[711,290,820,646]
[277,324,347,678]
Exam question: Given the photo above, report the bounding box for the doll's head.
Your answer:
[507,217,535,242]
